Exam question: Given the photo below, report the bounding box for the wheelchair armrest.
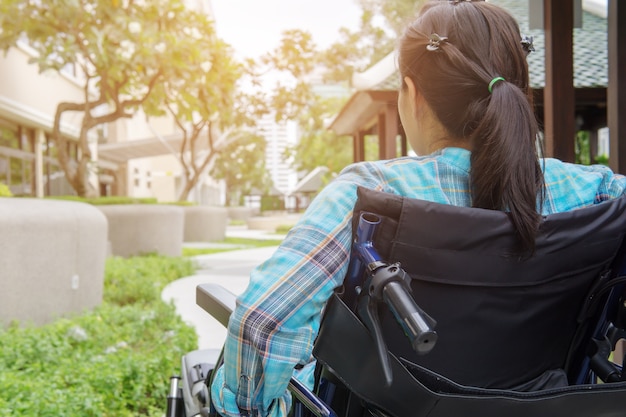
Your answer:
[196,283,237,328]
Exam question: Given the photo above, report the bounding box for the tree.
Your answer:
[268,0,427,177]
[359,0,426,36]
[284,96,353,175]
[143,15,244,201]
[257,30,351,177]
[0,0,234,197]
[210,133,272,206]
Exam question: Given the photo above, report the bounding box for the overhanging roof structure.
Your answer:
[329,0,625,170]
[290,166,330,194]
[98,132,184,164]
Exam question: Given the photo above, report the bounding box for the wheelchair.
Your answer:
[167,186,626,417]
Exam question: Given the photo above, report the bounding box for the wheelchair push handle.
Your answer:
[383,279,438,354]
[367,263,438,355]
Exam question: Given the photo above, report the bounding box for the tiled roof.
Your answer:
[500,0,608,88]
[364,0,607,91]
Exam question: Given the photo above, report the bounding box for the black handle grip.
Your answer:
[382,281,437,354]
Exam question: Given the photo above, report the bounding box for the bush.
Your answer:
[275,224,293,234]
[104,255,196,305]
[0,183,12,197]
[260,195,284,212]
[0,255,198,416]
[48,195,159,205]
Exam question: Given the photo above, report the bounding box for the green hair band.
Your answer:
[488,76,506,93]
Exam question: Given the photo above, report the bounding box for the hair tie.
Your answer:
[488,76,505,93]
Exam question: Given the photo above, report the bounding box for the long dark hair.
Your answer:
[398,0,544,253]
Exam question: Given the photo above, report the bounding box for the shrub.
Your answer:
[48,195,159,205]
[104,255,196,305]
[275,224,293,234]
[0,183,12,197]
[0,255,198,416]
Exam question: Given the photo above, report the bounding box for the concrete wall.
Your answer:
[227,206,254,222]
[0,44,85,134]
[97,205,184,257]
[0,198,108,326]
[183,206,228,242]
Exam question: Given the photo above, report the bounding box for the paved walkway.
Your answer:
[161,228,283,350]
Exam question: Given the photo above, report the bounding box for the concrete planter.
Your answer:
[0,198,108,326]
[246,213,301,232]
[227,206,254,222]
[184,206,228,242]
[97,204,184,257]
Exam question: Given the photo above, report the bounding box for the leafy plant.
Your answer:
[0,255,197,416]
[0,182,11,197]
[210,133,272,206]
[47,195,159,205]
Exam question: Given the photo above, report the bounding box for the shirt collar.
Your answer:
[433,147,471,173]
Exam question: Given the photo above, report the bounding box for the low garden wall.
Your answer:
[246,213,301,232]
[0,198,108,326]
[227,206,254,222]
[97,204,184,257]
[183,206,228,242]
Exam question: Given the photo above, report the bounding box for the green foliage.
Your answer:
[181,237,284,257]
[104,255,196,306]
[275,224,293,234]
[0,255,197,416]
[260,195,285,212]
[318,0,427,85]
[284,96,353,175]
[0,0,239,198]
[0,183,12,197]
[163,200,197,206]
[575,130,591,165]
[47,195,159,205]
[210,133,272,206]
[595,154,610,166]
[360,0,427,37]
[265,0,424,177]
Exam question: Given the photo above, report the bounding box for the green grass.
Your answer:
[182,236,284,257]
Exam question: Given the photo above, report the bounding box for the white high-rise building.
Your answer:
[256,115,299,196]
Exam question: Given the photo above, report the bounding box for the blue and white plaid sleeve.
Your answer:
[210,164,387,417]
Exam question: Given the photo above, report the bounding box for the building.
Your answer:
[0,1,224,204]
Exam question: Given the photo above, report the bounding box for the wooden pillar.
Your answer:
[608,0,626,173]
[353,131,366,162]
[398,114,408,156]
[34,129,45,198]
[543,0,576,161]
[378,104,399,160]
[589,129,598,163]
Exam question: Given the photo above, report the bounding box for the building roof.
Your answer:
[98,132,184,163]
[290,166,330,194]
[352,0,608,92]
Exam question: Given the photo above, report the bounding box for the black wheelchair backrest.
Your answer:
[312,187,626,417]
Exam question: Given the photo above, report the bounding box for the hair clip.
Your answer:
[450,0,473,4]
[427,33,448,51]
[521,35,535,54]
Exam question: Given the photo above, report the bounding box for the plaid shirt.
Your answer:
[211,147,626,417]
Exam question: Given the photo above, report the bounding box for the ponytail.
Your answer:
[398,1,545,254]
[470,79,543,254]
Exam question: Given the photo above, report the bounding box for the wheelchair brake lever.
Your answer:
[357,288,395,386]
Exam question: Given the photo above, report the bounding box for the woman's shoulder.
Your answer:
[339,147,470,176]
[542,158,614,177]
[542,158,626,209]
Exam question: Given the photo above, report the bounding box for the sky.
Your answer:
[209,0,363,59]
